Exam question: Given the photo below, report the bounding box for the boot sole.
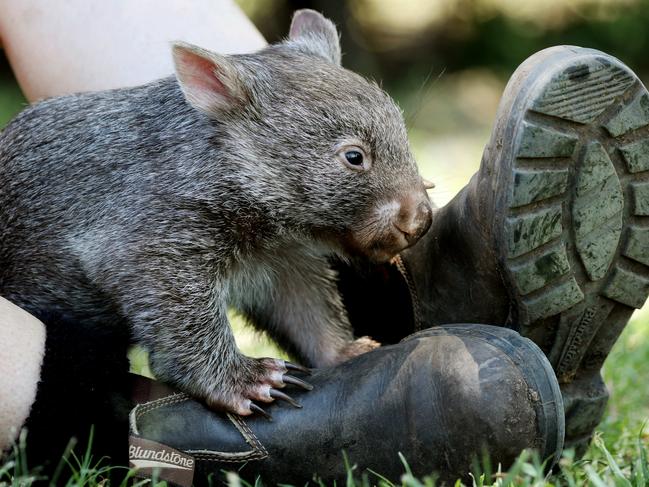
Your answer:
[489,46,649,444]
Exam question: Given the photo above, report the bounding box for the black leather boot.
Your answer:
[129,324,563,486]
[343,46,649,452]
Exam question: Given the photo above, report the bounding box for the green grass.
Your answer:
[0,73,26,129]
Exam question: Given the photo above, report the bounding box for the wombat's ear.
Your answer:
[288,9,341,66]
[172,42,249,115]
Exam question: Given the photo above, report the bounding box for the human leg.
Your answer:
[0,0,266,102]
[0,298,45,452]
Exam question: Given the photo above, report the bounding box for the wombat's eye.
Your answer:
[337,144,371,171]
[345,151,363,166]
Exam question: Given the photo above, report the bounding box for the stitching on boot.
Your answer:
[230,413,268,457]
[136,393,191,421]
[185,414,268,462]
[393,254,423,331]
[130,393,191,435]
[131,395,268,462]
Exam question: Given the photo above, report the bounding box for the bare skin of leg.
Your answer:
[0,0,266,447]
[0,0,267,102]
[0,298,46,451]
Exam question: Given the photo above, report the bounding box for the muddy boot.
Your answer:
[340,46,649,452]
[130,324,564,486]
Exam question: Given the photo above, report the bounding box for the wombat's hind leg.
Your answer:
[337,336,381,362]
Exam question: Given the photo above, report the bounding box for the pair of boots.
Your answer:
[33,45,648,486]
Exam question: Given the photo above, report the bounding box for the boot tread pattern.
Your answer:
[531,59,635,124]
[503,53,649,379]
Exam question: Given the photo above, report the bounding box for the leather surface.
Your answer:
[132,324,563,485]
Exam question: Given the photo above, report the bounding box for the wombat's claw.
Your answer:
[250,403,273,421]
[284,361,311,375]
[283,375,314,391]
[270,389,302,408]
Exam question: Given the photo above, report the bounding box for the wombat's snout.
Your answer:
[392,192,433,247]
[346,186,433,262]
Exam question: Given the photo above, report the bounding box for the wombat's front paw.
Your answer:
[336,336,381,363]
[205,358,313,419]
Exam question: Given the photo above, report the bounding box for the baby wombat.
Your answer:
[0,10,432,415]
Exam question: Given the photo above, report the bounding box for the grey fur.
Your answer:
[0,10,431,413]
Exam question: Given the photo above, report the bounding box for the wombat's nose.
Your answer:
[392,195,433,245]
